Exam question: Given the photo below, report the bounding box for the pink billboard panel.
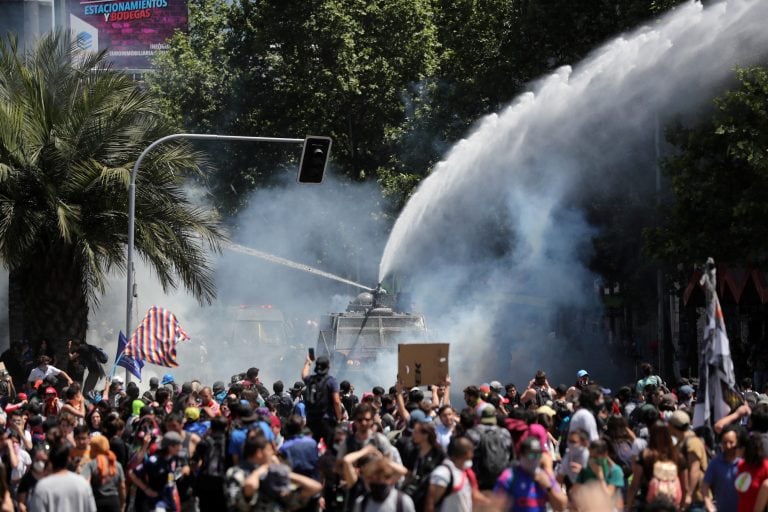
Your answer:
[67,0,188,69]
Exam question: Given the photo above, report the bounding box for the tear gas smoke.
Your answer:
[379,0,768,388]
[89,175,390,388]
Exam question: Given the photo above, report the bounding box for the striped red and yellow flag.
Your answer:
[125,306,190,368]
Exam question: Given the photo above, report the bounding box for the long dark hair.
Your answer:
[416,421,441,452]
[645,421,679,466]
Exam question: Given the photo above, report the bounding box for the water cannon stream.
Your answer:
[225,242,376,292]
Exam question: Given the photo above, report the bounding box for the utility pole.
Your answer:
[124,133,329,380]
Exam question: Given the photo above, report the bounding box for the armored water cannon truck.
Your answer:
[315,286,429,366]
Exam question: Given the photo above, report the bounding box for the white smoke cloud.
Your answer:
[379,0,768,389]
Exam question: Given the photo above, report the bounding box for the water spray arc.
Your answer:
[375,0,768,383]
[225,243,376,292]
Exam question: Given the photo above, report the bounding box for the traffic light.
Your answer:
[297,136,332,183]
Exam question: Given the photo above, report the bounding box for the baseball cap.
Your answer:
[479,405,497,425]
[577,369,589,378]
[161,373,174,385]
[44,387,57,395]
[409,409,430,426]
[536,405,557,417]
[520,436,543,454]
[212,381,226,393]
[185,407,201,421]
[292,381,305,391]
[111,375,124,385]
[669,410,691,430]
[489,380,503,393]
[678,385,694,397]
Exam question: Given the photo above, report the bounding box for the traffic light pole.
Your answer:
[125,133,303,381]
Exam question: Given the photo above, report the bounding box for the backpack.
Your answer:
[473,426,511,489]
[534,386,552,407]
[274,392,294,420]
[89,344,109,364]
[194,434,226,493]
[646,460,682,506]
[303,375,330,417]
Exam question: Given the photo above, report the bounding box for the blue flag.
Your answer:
[117,331,144,381]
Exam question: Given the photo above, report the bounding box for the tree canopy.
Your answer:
[648,66,768,267]
[152,0,685,213]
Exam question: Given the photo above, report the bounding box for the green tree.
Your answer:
[0,31,223,353]
[383,0,688,208]
[151,0,439,215]
[647,66,768,266]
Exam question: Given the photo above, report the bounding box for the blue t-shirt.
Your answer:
[494,466,556,512]
[227,422,275,458]
[279,435,319,480]
[703,453,740,511]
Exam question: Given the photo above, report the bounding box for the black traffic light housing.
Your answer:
[297,136,332,183]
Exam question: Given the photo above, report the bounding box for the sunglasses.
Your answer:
[523,451,542,460]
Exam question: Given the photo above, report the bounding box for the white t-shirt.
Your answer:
[429,459,472,512]
[27,365,61,384]
[568,408,599,441]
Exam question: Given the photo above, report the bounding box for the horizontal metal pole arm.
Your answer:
[125,133,306,383]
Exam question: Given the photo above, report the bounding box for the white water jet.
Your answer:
[378,0,768,384]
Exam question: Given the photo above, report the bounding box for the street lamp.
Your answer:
[126,133,323,367]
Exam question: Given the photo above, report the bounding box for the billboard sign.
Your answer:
[67,0,188,69]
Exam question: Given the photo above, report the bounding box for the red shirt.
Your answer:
[735,458,768,512]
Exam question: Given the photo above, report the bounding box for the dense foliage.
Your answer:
[0,31,223,349]
[648,66,768,267]
[151,0,686,212]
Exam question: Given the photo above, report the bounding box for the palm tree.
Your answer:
[0,31,223,355]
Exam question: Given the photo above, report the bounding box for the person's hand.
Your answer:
[144,488,158,498]
[533,469,552,490]
[528,379,536,389]
[737,404,751,417]
[181,465,191,477]
[445,375,451,387]
[569,461,583,475]
[684,494,693,508]
[395,380,403,394]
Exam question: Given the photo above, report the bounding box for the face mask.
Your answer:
[568,444,587,458]
[32,461,45,473]
[463,460,473,470]
[214,391,227,403]
[368,483,392,502]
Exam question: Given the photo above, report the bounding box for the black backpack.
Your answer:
[473,426,511,489]
[275,392,294,420]
[534,386,552,407]
[194,434,226,493]
[303,374,330,417]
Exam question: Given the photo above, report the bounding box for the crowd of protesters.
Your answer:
[0,339,768,512]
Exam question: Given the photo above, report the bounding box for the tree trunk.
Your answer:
[8,248,88,362]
